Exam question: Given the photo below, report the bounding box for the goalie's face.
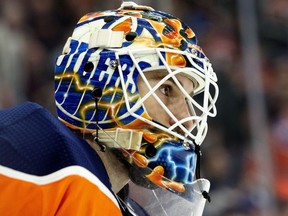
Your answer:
[138,71,195,132]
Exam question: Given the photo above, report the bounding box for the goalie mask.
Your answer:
[54,2,218,215]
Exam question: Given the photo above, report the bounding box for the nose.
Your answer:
[168,99,193,130]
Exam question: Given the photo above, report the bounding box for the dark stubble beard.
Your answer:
[129,166,158,190]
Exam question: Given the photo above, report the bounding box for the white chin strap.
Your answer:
[92,128,143,151]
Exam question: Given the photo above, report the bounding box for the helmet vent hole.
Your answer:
[145,144,157,158]
[104,16,115,22]
[84,62,94,72]
[180,29,188,38]
[125,32,137,41]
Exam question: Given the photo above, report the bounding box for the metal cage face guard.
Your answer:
[126,48,218,146]
[54,2,218,213]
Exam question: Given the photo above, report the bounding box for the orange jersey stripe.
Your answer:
[0,166,122,216]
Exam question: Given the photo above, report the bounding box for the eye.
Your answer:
[159,85,172,96]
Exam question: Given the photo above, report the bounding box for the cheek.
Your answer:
[142,96,157,117]
[137,79,170,126]
[143,96,169,126]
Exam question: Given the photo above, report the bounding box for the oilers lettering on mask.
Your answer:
[98,58,115,84]
[97,55,136,94]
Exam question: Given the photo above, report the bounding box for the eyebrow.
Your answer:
[148,73,195,96]
[147,72,184,86]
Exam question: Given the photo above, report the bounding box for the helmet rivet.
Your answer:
[183,141,190,150]
[191,48,197,55]
[109,60,118,69]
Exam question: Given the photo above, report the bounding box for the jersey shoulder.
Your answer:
[0,102,109,184]
[0,102,122,215]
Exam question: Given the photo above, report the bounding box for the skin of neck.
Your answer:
[86,139,130,194]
